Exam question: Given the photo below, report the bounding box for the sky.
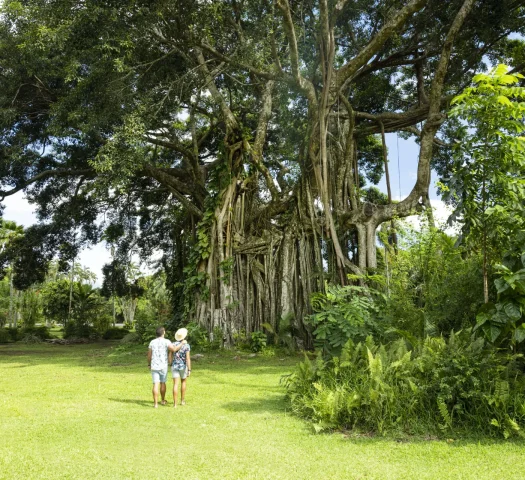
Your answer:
[2,192,110,285]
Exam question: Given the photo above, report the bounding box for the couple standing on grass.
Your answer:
[147,326,192,408]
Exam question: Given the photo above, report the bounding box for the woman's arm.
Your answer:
[186,350,191,376]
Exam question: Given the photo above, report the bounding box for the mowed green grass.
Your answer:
[0,343,523,480]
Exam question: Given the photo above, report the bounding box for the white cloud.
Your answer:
[403,199,459,236]
[2,191,37,226]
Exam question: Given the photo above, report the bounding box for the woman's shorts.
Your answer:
[172,367,188,379]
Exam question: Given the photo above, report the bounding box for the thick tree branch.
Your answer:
[142,165,203,218]
[0,169,94,201]
[275,0,318,106]
[144,135,195,162]
[243,80,279,200]
[195,48,239,132]
[337,0,428,89]
[390,0,476,221]
[200,42,279,81]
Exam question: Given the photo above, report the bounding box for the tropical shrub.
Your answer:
[475,235,525,350]
[103,328,128,340]
[21,326,51,340]
[305,280,384,356]
[284,331,525,438]
[383,225,484,338]
[21,333,42,344]
[63,322,99,340]
[134,306,157,343]
[120,332,141,344]
[209,327,223,350]
[5,327,21,342]
[0,328,10,343]
[232,329,250,350]
[186,322,209,349]
[250,331,267,352]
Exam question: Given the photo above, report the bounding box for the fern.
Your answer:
[437,398,453,431]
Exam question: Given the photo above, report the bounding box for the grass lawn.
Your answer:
[0,343,523,480]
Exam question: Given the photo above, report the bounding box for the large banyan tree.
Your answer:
[1,0,524,341]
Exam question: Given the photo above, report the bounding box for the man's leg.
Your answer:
[152,382,160,408]
[160,382,167,405]
[173,377,180,407]
[151,370,160,408]
[181,378,187,405]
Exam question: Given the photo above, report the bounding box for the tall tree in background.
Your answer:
[0,220,24,327]
[446,65,525,303]
[1,0,524,341]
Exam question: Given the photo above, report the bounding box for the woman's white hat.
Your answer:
[175,328,188,341]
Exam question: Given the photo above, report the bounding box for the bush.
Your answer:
[103,327,128,340]
[120,332,141,344]
[6,327,21,342]
[186,322,209,349]
[284,331,525,438]
[64,322,99,340]
[21,333,42,344]
[122,321,133,331]
[0,328,10,344]
[21,326,51,340]
[250,331,267,352]
[134,308,157,343]
[233,329,250,351]
[306,281,384,356]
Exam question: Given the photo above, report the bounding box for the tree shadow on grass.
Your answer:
[0,344,297,376]
[108,398,154,408]
[221,395,287,415]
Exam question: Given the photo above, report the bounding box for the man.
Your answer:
[147,326,185,408]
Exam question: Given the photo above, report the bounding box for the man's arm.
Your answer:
[168,340,187,352]
[147,348,152,368]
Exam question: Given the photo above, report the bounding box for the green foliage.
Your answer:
[262,313,296,352]
[102,328,128,340]
[446,65,525,282]
[384,223,484,337]
[5,327,21,342]
[63,323,99,340]
[21,326,51,340]
[232,329,250,350]
[134,306,157,343]
[0,328,10,343]
[119,332,141,344]
[186,322,209,349]
[41,279,73,326]
[19,287,43,328]
[475,234,525,349]
[285,332,525,437]
[250,331,267,352]
[306,281,383,356]
[21,333,42,344]
[209,327,223,350]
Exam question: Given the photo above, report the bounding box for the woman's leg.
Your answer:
[181,378,187,405]
[173,377,180,407]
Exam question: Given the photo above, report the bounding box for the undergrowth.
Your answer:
[283,330,525,438]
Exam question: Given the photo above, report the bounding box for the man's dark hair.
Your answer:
[156,326,165,337]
